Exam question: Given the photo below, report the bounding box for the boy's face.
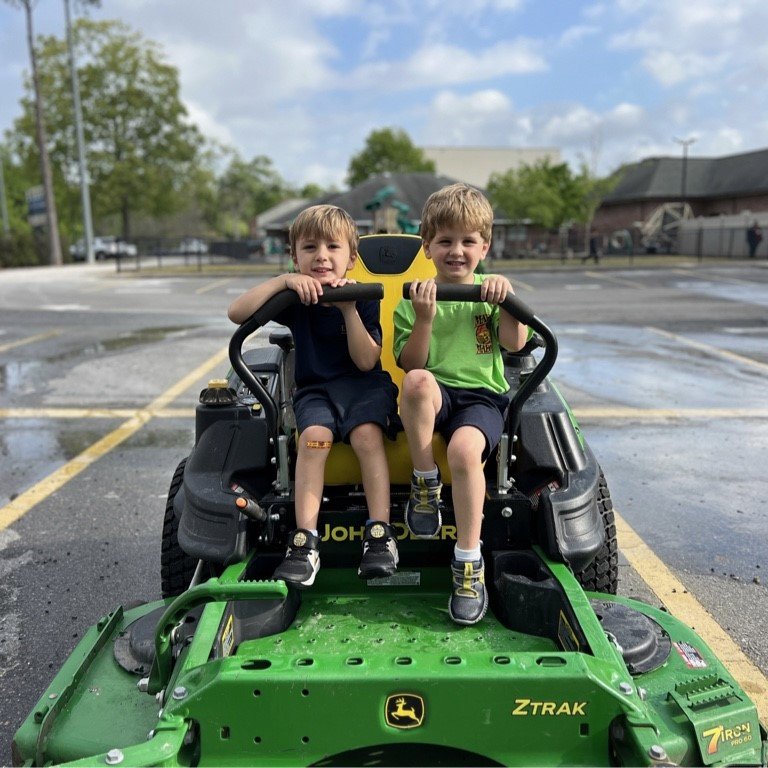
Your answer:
[293,234,356,282]
[424,227,489,284]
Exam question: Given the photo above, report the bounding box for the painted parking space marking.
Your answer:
[648,326,768,372]
[0,330,61,354]
[196,278,233,295]
[584,270,645,289]
[673,268,757,287]
[615,511,768,723]
[0,407,197,419]
[0,345,229,533]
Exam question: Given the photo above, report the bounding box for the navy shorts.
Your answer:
[435,383,510,461]
[293,371,400,443]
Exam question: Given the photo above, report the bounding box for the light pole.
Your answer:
[0,151,10,236]
[64,0,95,264]
[673,136,697,206]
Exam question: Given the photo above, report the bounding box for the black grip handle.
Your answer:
[230,283,385,436]
[401,282,536,326]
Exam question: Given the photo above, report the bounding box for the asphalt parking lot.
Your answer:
[1,256,767,754]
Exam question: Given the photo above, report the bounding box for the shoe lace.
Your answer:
[411,477,442,513]
[451,561,484,598]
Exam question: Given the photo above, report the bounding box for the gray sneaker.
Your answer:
[404,472,442,538]
[358,522,399,579]
[273,529,320,589]
[449,558,488,625]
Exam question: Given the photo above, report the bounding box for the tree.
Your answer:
[4,0,63,264]
[346,128,435,187]
[216,154,289,237]
[487,159,588,229]
[8,18,205,240]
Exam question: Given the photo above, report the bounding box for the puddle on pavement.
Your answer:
[1,421,111,505]
[0,326,198,393]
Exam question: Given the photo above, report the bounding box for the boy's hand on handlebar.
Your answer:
[325,277,357,311]
[285,273,323,305]
[409,278,437,322]
[481,275,513,304]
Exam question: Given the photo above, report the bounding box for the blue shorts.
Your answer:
[435,383,510,461]
[293,371,400,443]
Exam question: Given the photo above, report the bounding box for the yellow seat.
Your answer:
[320,234,451,485]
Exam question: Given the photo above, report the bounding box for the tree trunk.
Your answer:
[24,0,63,266]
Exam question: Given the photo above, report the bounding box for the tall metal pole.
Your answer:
[0,152,10,236]
[64,0,95,264]
[673,136,697,206]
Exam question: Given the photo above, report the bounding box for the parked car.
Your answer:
[178,237,208,255]
[70,236,138,261]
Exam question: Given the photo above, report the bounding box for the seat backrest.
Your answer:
[349,234,436,392]
[322,234,451,485]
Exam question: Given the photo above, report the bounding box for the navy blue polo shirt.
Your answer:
[274,300,383,388]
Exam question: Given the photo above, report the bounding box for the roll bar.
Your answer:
[401,283,558,438]
[229,283,385,436]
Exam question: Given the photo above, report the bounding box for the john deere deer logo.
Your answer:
[385,694,425,729]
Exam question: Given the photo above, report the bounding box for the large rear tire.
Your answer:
[160,457,198,598]
[575,470,618,594]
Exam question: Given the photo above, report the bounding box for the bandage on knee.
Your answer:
[305,440,333,449]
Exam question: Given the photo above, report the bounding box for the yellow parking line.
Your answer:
[615,512,767,723]
[573,406,768,420]
[648,326,768,373]
[0,407,197,419]
[0,330,61,353]
[196,278,232,295]
[0,346,229,533]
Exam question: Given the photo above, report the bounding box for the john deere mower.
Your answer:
[13,235,766,766]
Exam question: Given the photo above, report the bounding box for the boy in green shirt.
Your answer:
[393,183,528,625]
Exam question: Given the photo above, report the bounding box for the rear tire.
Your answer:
[160,457,198,598]
[575,470,618,594]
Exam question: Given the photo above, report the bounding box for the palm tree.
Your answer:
[5,0,63,265]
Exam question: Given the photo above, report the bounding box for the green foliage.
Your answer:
[0,230,45,268]
[7,18,206,239]
[346,128,435,187]
[216,154,288,236]
[487,160,583,228]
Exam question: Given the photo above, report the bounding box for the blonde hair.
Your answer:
[420,183,494,243]
[289,204,359,256]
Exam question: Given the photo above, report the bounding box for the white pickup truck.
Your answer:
[70,236,138,261]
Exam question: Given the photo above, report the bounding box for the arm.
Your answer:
[481,275,528,352]
[338,303,382,371]
[227,273,325,324]
[397,279,436,371]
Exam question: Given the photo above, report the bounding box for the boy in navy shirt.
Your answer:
[229,205,399,587]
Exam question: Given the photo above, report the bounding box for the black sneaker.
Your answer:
[448,558,488,625]
[358,522,399,579]
[273,529,320,589]
[405,472,442,538]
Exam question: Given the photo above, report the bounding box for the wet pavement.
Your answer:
[1,258,767,754]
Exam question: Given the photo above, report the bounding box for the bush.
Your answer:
[0,231,48,268]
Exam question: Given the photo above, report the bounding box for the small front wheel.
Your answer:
[575,470,618,594]
[160,457,198,598]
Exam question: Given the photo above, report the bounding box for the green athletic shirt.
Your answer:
[393,274,510,394]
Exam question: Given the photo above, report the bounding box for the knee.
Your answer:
[349,423,383,455]
[447,434,484,474]
[402,369,435,403]
[298,426,333,457]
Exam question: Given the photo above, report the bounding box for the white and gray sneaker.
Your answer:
[358,522,399,579]
[273,529,320,589]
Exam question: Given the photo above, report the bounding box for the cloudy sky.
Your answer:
[2,0,767,188]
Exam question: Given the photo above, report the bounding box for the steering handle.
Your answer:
[400,282,558,436]
[229,284,385,435]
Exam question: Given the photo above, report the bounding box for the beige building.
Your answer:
[422,147,561,189]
